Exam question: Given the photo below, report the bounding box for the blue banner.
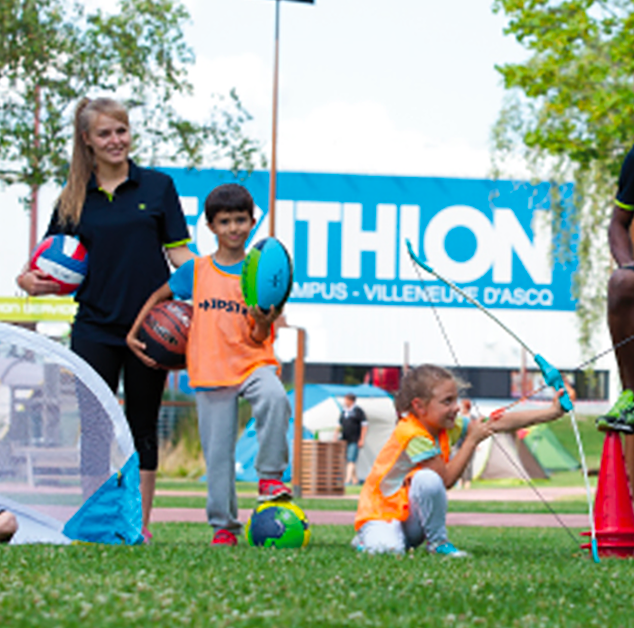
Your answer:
[160,168,576,312]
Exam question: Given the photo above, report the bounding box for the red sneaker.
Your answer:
[211,529,238,547]
[258,478,293,502]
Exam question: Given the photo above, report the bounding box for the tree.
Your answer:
[0,0,265,199]
[491,0,634,353]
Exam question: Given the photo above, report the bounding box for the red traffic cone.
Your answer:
[581,432,634,558]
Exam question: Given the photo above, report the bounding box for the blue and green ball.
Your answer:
[241,237,293,313]
[245,501,310,548]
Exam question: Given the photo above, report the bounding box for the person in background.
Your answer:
[0,510,18,543]
[457,398,475,489]
[334,393,368,486]
[16,97,195,543]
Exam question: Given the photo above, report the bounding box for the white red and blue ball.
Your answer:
[30,235,88,295]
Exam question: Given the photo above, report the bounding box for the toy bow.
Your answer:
[405,239,599,563]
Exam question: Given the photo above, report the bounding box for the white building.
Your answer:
[0,170,616,407]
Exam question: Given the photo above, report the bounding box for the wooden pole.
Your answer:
[292,327,306,498]
[268,0,280,238]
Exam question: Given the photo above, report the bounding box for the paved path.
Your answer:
[151,508,590,529]
[157,486,591,502]
[446,486,590,502]
[152,485,592,528]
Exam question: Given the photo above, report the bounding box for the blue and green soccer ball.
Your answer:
[245,501,310,548]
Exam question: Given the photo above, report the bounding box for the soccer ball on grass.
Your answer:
[245,501,310,548]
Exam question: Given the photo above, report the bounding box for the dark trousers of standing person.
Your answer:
[72,334,166,527]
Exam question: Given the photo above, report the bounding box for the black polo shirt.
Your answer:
[616,144,634,210]
[46,160,190,345]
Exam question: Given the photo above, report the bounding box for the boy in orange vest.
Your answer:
[354,364,565,557]
[128,183,292,546]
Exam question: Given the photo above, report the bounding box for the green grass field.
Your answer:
[1,413,609,625]
[2,524,634,627]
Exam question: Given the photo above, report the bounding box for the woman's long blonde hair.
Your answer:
[57,97,130,226]
[395,364,467,415]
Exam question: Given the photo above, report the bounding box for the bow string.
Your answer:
[405,239,599,563]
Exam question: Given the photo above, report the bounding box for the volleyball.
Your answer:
[30,235,89,295]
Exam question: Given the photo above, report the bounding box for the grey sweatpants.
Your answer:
[355,468,448,554]
[195,366,291,534]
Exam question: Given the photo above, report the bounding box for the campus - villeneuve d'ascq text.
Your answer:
[290,282,555,307]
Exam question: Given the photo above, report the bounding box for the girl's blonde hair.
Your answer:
[57,97,130,226]
[395,364,467,415]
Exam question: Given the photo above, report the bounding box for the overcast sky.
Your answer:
[1,0,528,295]
[179,0,527,177]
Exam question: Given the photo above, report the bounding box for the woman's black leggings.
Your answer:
[72,334,167,471]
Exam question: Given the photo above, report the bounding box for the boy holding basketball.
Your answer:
[127,184,292,547]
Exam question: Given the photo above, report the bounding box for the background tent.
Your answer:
[235,384,397,482]
[235,418,312,482]
[472,432,549,481]
[0,323,142,544]
[520,424,580,472]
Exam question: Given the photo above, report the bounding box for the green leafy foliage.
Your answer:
[0,0,265,199]
[491,1,634,352]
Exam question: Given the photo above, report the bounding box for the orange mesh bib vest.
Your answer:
[354,414,450,531]
[187,257,278,388]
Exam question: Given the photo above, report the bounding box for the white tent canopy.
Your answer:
[286,384,397,481]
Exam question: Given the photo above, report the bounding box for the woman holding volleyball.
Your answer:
[17,97,194,541]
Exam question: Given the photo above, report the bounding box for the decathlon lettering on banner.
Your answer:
[161,169,576,314]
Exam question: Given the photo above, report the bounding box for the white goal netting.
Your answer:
[0,322,139,544]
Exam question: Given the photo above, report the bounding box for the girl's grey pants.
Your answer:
[355,468,448,554]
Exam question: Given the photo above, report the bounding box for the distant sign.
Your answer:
[0,297,77,322]
[161,169,576,312]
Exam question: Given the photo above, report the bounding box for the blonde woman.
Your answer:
[17,98,195,542]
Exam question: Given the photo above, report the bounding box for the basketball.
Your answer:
[137,300,193,370]
[244,501,310,549]
[30,235,89,295]
[241,237,293,313]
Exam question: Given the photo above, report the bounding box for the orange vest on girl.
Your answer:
[354,413,450,531]
[187,257,278,388]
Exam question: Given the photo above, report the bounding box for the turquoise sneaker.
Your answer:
[427,541,469,558]
[596,390,634,434]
